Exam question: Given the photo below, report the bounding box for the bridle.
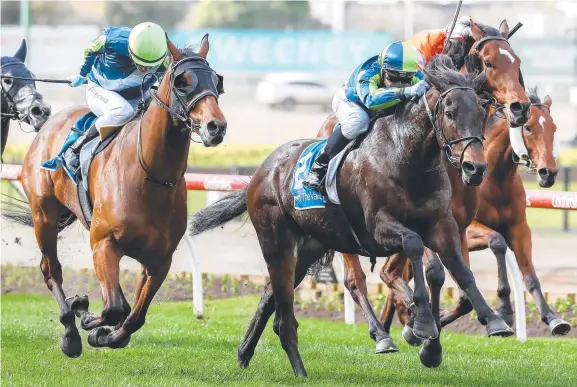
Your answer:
[464,35,513,119]
[423,86,485,168]
[137,55,222,188]
[0,62,40,127]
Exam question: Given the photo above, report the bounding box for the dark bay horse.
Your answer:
[2,36,227,357]
[190,56,511,377]
[314,18,529,356]
[1,39,51,159]
[381,88,570,336]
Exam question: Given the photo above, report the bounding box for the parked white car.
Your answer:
[255,73,333,111]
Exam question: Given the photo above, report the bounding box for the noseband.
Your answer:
[423,86,485,168]
[137,55,222,188]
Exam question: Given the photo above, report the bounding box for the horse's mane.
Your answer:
[527,86,541,104]
[445,21,501,69]
[423,54,481,92]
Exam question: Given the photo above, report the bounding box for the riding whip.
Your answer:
[442,0,464,54]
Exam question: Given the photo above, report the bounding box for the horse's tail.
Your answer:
[188,186,248,236]
[1,197,77,233]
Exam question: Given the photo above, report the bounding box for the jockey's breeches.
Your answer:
[85,81,137,133]
[332,88,370,140]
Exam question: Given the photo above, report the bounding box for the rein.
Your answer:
[422,86,485,168]
[135,56,220,188]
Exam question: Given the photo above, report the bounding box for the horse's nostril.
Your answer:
[510,102,522,113]
[462,161,476,174]
[207,120,218,134]
[30,106,42,117]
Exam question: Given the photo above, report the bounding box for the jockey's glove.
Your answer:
[66,75,87,87]
[402,80,430,99]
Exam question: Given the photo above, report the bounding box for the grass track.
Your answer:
[2,294,577,387]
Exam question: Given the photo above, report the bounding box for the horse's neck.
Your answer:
[368,104,440,174]
[485,116,518,181]
[139,84,191,185]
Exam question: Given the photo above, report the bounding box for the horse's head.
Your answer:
[1,40,51,131]
[160,34,226,147]
[451,20,530,128]
[424,55,488,186]
[511,88,559,188]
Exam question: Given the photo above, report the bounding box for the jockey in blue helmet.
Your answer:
[302,41,429,192]
[63,22,170,175]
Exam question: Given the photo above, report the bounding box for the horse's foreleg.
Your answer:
[428,216,513,337]
[438,231,475,327]
[31,198,82,358]
[89,256,172,349]
[419,249,445,368]
[342,253,397,353]
[506,221,571,335]
[379,253,423,345]
[460,220,513,326]
[75,238,129,331]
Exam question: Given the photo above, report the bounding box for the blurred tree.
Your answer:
[1,1,21,25]
[105,1,188,30]
[192,0,327,30]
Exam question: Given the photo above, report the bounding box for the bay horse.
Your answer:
[2,35,227,357]
[308,19,529,360]
[1,39,51,160]
[190,55,512,377]
[381,88,570,336]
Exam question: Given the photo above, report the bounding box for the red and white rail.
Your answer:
[3,164,576,210]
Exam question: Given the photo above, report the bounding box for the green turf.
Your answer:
[2,294,576,387]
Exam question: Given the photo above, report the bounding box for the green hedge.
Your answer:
[2,143,280,167]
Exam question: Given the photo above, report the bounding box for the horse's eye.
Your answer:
[174,73,188,89]
[523,125,532,135]
[2,78,13,86]
[484,59,492,68]
[445,111,454,120]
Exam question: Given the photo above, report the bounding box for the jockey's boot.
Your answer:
[63,124,98,176]
[302,124,350,192]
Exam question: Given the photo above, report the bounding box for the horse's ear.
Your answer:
[499,20,510,39]
[197,34,209,59]
[470,22,484,41]
[14,39,27,62]
[544,95,552,108]
[166,36,183,62]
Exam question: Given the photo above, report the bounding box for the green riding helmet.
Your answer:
[128,22,168,67]
[377,41,419,83]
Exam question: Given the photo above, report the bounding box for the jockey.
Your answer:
[302,41,428,192]
[406,15,474,68]
[63,22,170,174]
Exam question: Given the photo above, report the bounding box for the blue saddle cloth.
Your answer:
[291,139,327,210]
[40,112,97,182]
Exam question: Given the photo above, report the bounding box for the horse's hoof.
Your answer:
[419,342,443,368]
[486,318,514,337]
[88,327,111,348]
[59,332,82,358]
[109,335,131,349]
[68,295,89,317]
[413,315,439,340]
[375,337,399,354]
[550,318,571,336]
[495,309,514,328]
[402,325,424,347]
